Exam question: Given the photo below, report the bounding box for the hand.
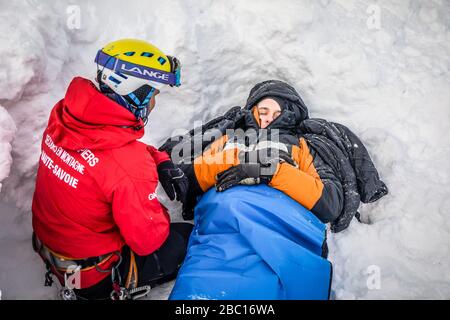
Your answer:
[157,161,189,203]
[243,148,296,167]
[215,162,277,192]
[215,147,297,192]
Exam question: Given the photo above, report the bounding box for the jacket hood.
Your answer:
[244,80,309,128]
[46,77,144,150]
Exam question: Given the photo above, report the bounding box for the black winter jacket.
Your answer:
[160,80,388,232]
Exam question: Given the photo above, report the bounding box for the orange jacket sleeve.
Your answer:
[269,138,343,222]
[269,138,324,210]
[193,135,241,192]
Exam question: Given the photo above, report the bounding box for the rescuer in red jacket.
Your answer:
[31,39,193,300]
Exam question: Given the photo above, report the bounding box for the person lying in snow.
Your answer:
[31,39,193,300]
[160,80,388,232]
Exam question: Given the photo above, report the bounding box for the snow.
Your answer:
[0,106,16,193]
[1,0,449,299]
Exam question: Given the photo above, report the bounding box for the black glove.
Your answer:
[243,148,296,167]
[182,196,196,220]
[215,148,296,192]
[157,161,189,203]
[215,162,276,192]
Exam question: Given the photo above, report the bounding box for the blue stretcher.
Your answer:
[169,184,332,300]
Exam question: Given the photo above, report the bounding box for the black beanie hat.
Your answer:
[256,96,287,111]
[245,80,309,123]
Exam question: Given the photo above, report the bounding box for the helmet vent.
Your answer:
[157,57,166,65]
[124,51,135,56]
[141,52,154,57]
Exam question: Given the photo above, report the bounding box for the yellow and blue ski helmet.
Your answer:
[94,39,181,96]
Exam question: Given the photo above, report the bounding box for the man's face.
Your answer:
[257,98,282,129]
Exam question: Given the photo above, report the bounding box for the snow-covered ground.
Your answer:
[0,0,449,299]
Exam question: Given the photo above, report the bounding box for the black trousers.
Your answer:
[74,222,193,300]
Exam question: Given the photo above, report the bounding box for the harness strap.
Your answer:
[32,231,122,296]
[125,250,138,289]
[33,233,115,272]
[33,233,151,300]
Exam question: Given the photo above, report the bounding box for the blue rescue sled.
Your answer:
[169,185,332,300]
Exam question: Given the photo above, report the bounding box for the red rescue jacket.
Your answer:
[32,77,170,288]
